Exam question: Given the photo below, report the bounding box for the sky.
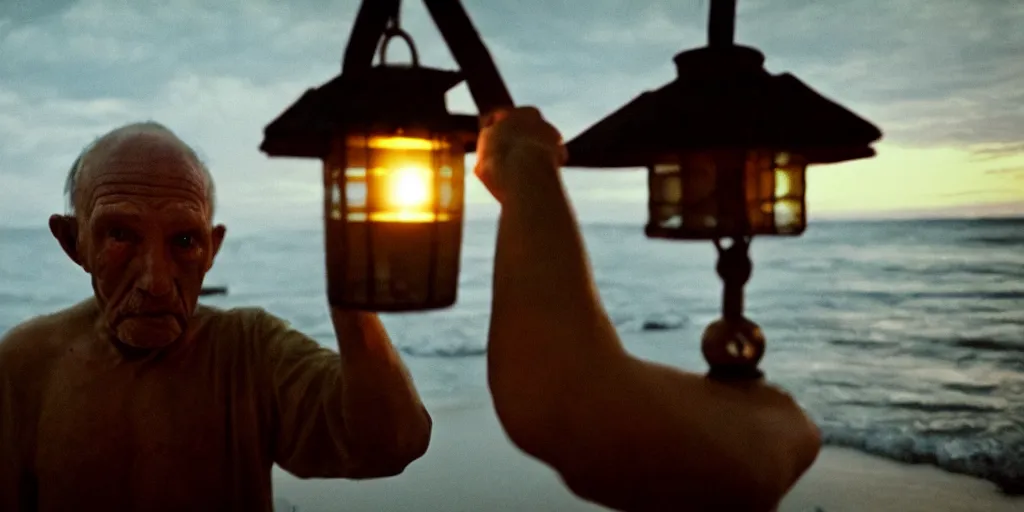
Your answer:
[1,0,1022,231]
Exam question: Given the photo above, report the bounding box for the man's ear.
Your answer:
[49,214,83,267]
[207,224,227,272]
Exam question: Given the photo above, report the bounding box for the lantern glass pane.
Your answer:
[744,150,774,233]
[345,135,458,223]
[323,133,466,310]
[346,168,368,208]
[774,199,803,233]
[662,176,682,202]
[646,153,731,239]
[439,183,452,207]
[769,151,807,235]
[689,152,729,234]
[649,150,810,239]
[648,164,683,230]
[774,168,804,199]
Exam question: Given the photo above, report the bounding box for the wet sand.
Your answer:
[273,402,1023,511]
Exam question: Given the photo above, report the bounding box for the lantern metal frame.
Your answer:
[564,0,883,380]
[260,0,515,311]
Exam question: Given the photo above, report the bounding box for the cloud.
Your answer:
[0,0,76,28]
[467,0,1024,149]
[971,142,1024,161]
[739,0,1024,149]
[0,0,1022,228]
[984,167,1024,181]
[0,0,666,228]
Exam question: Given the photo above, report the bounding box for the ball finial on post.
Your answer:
[703,237,765,380]
[702,317,765,379]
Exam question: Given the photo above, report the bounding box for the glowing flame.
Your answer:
[368,136,445,151]
[364,165,438,223]
[339,135,460,223]
[389,166,431,209]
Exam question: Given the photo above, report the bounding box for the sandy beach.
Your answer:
[272,401,1022,511]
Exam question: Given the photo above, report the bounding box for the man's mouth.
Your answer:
[125,311,177,321]
[113,311,184,349]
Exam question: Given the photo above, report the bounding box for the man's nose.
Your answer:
[136,249,174,297]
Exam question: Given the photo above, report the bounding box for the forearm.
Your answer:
[487,148,624,430]
[331,310,431,466]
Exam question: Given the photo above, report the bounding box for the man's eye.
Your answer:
[172,234,197,249]
[108,227,133,242]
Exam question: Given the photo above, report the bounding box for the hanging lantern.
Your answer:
[567,44,880,241]
[565,0,883,379]
[260,22,480,311]
[646,148,808,239]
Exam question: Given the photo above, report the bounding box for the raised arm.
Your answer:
[477,108,821,511]
[257,308,431,479]
[329,309,432,472]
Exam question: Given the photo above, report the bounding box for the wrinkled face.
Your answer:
[66,133,225,349]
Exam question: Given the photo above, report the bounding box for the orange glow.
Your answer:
[359,165,434,223]
[367,136,448,151]
[365,212,452,222]
[336,136,465,223]
[388,166,432,209]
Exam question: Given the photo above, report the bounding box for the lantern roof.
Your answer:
[261,64,480,159]
[565,45,883,168]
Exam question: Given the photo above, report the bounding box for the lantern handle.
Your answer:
[378,24,421,68]
[342,0,514,113]
[424,0,515,115]
[342,0,400,74]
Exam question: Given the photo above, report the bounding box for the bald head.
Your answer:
[65,122,216,221]
[50,121,228,350]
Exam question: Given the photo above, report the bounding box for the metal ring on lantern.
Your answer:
[378,22,421,68]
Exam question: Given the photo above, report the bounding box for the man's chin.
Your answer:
[114,315,184,349]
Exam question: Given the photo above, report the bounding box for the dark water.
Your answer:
[2,218,1023,492]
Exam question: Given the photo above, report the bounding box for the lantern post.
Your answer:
[565,0,883,380]
[260,0,513,312]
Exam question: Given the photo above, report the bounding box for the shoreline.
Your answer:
[273,401,1022,511]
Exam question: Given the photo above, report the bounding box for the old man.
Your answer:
[0,123,432,511]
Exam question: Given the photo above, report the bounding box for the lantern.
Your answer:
[261,0,514,311]
[646,149,808,240]
[260,20,481,311]
[565,0,883,379]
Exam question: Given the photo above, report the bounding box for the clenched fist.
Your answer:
[474,107,568,203]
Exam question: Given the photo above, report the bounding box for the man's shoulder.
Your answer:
[196,305,322,365]
[198,304,288,327]
[0,299,96,369]
[196,304,295,343]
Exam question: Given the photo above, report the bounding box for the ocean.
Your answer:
[2,218,1022,493]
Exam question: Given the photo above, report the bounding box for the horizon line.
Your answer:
[1,213,1021,232]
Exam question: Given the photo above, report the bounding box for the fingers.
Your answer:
[474,105,566,185]
[480,108,510,129]
[480,106,547,130]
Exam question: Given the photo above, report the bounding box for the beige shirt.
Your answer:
[1,299,361,511]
